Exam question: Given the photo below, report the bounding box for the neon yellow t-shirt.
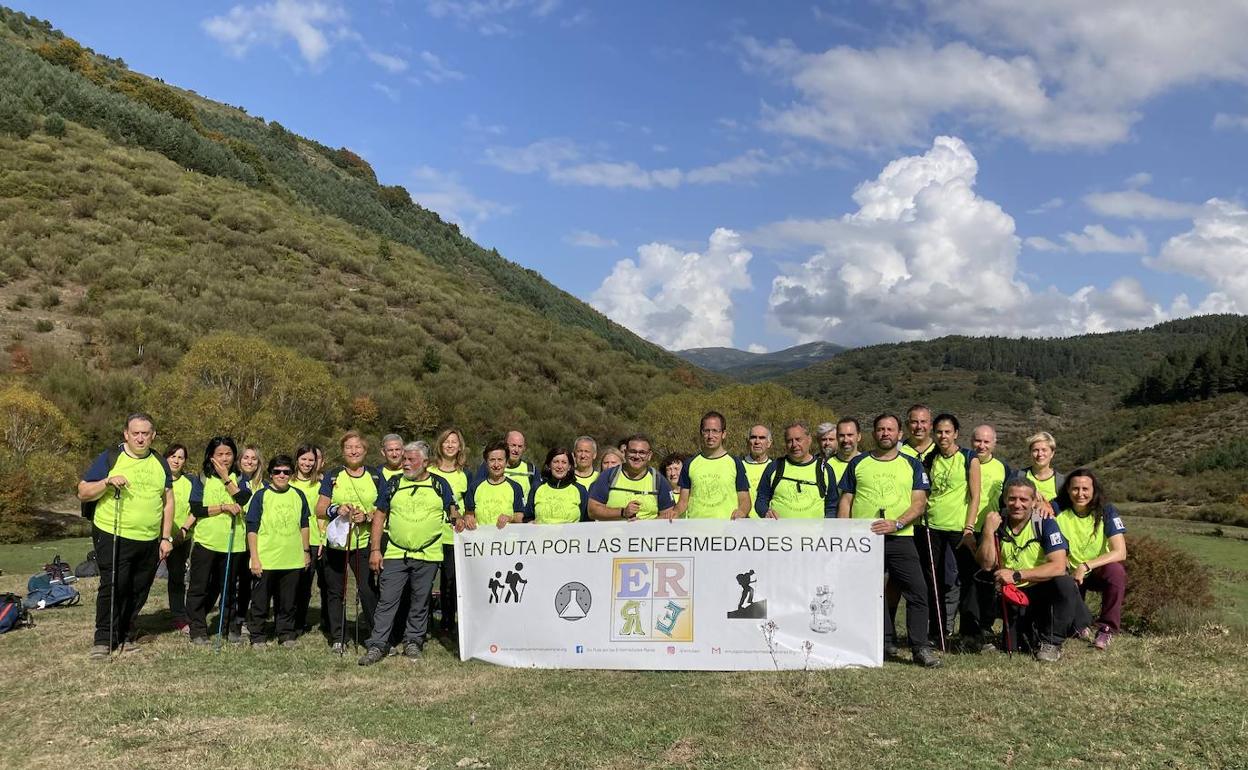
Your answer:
[974,457,1007,532]
[381,476,450,561]
[679,453,748,520]
[88,450,170,541]
[194,475,248,554]
[428,466,467,546]
[925,449,971,532]
[249,487,309,571]
[290,476,324,546]
[842,453,930,537]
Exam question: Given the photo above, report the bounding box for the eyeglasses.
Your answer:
[626,450,651,457]
[270,469,293,476]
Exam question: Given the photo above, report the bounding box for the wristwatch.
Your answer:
[1012,570,1022,584]
[894,519,904,532]
[161,536,174,544]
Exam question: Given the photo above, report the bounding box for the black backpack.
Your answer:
[74,550,100,578]
[767,458,829,498]
[80,446,123,522]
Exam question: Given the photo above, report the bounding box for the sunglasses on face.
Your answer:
[270,469,293,477]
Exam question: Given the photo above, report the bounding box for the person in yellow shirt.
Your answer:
[77,413,175,659]
[572,436,600,491]
[526,448,590,524]
[837,413,939,668]
[245,455,311,647]
[163,443,194,635]
[429,428,470,641]
[675,411,750,520]
[290,444,325,638]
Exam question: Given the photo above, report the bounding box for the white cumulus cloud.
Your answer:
[590,229,753,350]
[742,0,1248,150]
[366,49,408,73]
[761,136,1173,345]
[564,230,618,248]
[203,0,347,65]
[406,166,511,234]
[1084,190,1202,221]
[1149,199,1248,312]
[1061,225,1148,254]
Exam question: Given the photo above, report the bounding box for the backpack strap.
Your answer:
[80,446,124,520]
[769,458,829,498]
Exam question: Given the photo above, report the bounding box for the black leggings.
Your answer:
[185,543,250,639]
[322,547,378,645]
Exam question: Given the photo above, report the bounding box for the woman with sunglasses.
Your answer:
[246,455,311,647]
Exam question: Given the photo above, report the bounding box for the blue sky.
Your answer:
[16,0,1248,352]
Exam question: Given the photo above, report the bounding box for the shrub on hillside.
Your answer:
[640,383,838,458]
[1121,535,1215,632]
[0,385,80,542]
[146,333,348,453]
[43,111,65,137]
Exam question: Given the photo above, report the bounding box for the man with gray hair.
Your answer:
[756,421,837,519]
[573,435,599,490]
[815,422,837,460]
[380,433,405,481]
[360,441,458,664]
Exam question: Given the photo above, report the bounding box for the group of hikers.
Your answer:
[78,405,1127,667]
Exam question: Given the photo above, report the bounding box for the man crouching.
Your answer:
[977,478,1082,662]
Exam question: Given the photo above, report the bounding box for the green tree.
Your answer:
[43,111,65,137]
[146,333,348,453]
[639,383,837,458]
[0,385,81,542]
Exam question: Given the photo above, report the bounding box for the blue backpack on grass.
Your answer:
[0,593,31,633]
[23,574,81,610]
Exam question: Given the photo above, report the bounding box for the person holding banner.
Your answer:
[837,414,940,668]
[755,421,837,519]
[588,434,676,521]
[977,478,1081,662]
[465,441,525,529]
[359,441,457,664]
[474,430,541,499]
[526,448,590,524]
[675,411,751,520]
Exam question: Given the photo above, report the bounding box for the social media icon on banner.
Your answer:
[666,646,676,655]
[575,645,584,653]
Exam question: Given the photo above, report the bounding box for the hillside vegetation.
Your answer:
[0,8,709,460]
[776,316,1248,523]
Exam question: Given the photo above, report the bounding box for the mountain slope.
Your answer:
[0,8,710,455]
[677,341,847,380]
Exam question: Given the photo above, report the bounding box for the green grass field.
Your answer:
[1,518,1245,769]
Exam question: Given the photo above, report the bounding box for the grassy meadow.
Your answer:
[1,515,1245,769]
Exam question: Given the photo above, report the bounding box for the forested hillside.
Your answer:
[0,8,718,538]
[776,316,1248,523]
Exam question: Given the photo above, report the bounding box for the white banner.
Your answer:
[455,518,883,670]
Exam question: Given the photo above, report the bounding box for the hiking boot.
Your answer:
[1094,629,1113,651]
[403,642,423,659]
[280,639,299,649]
[192,636,211,647]
[884,643,900,659]
[122,640,142,654]
[1074,626,1092,643]
[358,646,386,666]
[90,644,110,660]
[913,647,942,668]
[228,631,243,644]
[1035,643,1062,662]
[331,642,346,655]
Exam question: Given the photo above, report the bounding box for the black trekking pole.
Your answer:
[109,485,122,652]
[994,532,1012,657]
[215,511,238,651]
[352,525,361,652]
[921,512,947,652]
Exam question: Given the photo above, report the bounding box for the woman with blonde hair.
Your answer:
[1012,431,1064,504]
[315,430,385,653]
[428,427,469,641]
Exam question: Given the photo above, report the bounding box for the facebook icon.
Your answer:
[575,645,584,653]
